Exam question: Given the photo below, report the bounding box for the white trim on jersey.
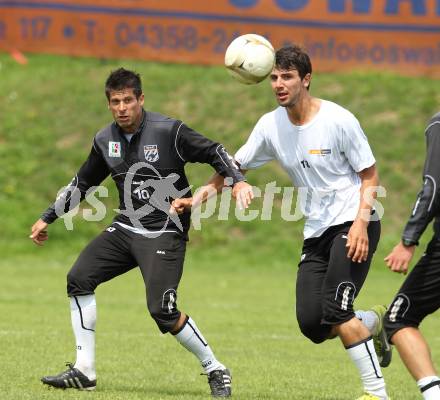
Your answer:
[425,175,437,212]
[114,222,177,236]
[56,175,79,204]
[425,120,440,133]
[174,122,186,162]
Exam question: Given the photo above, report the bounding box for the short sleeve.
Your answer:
[235,119,274,169]
[340,113,376,172]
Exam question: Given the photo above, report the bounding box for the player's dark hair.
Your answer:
[105,68,142,99]
[275,45,312,87]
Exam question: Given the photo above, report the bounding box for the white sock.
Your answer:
[70,294,96,380]
[417,376,440,399]
[355,310,379,335]
[346,337,388,399]
[173,316,225,373]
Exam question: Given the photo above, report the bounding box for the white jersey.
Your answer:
[235,100,376,239]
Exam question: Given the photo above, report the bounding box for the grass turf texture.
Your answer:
[1,53,440,399]
[2,255,440,399]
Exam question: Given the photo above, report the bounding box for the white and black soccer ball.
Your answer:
[224,34,275,85]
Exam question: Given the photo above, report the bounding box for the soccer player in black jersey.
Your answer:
[30,68,253,396]
[384,112,440,400]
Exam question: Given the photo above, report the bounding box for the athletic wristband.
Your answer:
[402,238,418,247]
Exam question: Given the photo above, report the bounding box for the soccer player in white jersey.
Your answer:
[172,45,390,399]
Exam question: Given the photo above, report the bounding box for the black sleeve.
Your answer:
[175,122,245,185]
[41,139,110,224]
[402,115,440,245]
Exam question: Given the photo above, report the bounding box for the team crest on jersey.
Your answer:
[144,145,159,162]
[109,141,121,157]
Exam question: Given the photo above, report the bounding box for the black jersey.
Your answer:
[41,110,245,235]
[402,112,440,245]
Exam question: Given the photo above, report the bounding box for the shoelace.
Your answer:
[59,362,76,377]
[207,371,225,389]
[201,371,227,383]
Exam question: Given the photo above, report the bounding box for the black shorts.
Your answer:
[384,236,440,341]
[296,219,381,343]
[67,224,187,333]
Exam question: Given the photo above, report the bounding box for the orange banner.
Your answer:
[0,0,439,77]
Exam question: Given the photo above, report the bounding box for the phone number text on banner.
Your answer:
[0,1,439,76]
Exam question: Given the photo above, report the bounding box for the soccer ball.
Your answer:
[224,34,275,85]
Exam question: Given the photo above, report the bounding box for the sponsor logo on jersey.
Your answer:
[144,145,159,162]
[109,141,121,157]
[309,149,331,155]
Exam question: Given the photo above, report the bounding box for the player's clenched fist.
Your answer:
[30,219,49,246]
[170,198,193,215]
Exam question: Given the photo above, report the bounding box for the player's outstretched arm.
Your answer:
[30,219,49,246]
[170,171,253,214]
[174,123,253,208]
[170,173,228,215]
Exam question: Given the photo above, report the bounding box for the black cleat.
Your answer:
[41,363,96,391]
[207,369,232,397]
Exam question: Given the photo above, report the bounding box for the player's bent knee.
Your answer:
[66,270,96,297]
[297,317,328,344]
[299,325,328,344]
[149,316,177,334]
[148,288,180,334]
[149,309,181,334]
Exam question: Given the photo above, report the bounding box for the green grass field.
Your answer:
[2,254,440,399]
[1,53,440,399]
